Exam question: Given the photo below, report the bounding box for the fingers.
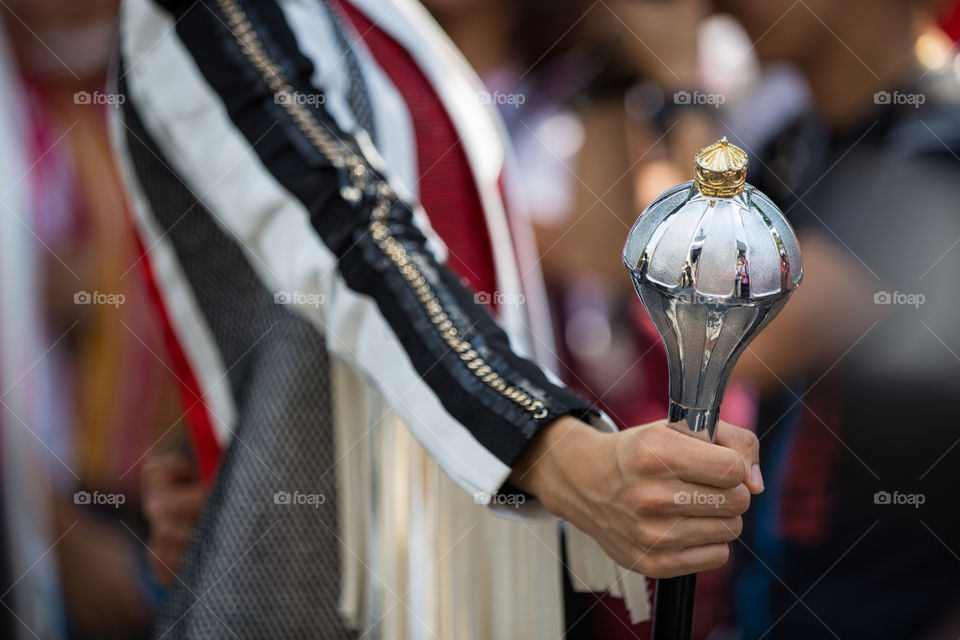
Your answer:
[141,453,206,586]
[640,543,732,579]
[144,481,207,523]
[632,480,751,518]
[149,522,194,587]
[632,515,743,552]
[714,421,764,494]
[625,423,746,489]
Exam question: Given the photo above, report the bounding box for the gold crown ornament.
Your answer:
[693,137,749,197]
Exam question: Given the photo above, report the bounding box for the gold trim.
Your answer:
[216,0,549,420]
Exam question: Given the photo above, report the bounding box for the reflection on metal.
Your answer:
[623,139,802,442]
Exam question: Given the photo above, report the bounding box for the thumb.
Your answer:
[714,421,763,494]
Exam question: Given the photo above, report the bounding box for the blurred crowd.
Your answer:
[1,0,959,638]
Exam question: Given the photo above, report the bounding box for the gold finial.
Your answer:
[694,137,748,197]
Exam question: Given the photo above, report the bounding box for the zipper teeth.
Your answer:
[216,0,547,420]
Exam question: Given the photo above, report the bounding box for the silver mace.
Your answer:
[622,138,802,640]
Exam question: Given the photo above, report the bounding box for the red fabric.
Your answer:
[940,0,960,41]
[778,391,841,546]
[133,233,222,484]
[332,0,500,306]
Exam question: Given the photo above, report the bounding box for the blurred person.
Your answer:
[113,0,767,638]
[2,0,185,637]
[0,17,65,640]
[711,0,960,637]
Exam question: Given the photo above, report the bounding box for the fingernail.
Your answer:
[751,464,764,491]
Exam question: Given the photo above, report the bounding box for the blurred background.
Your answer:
[1,0,959,638]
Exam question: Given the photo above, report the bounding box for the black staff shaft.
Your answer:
[651,574,697,640]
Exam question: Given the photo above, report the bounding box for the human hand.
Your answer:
[142,453,207,586]
[510,416,761,578]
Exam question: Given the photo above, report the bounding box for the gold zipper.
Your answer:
[215,0,548,420]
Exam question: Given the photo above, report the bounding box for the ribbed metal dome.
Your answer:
[623,181,801,300]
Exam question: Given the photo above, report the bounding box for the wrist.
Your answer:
[509,416,605,519]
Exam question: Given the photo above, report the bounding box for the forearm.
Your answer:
[119,0,603,499]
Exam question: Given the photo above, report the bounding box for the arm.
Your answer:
[118,0,597,500]
[118,0,762,578]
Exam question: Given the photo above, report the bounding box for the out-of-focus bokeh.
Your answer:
[1,0,959,638]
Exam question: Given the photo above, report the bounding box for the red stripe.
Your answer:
[779,392,840,545]
[332,0,500,307]
[132,232,222,484]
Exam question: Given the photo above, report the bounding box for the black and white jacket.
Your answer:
[113,0,646,636]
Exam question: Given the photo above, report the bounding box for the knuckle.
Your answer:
[728,485,751,514]
[633,441,667,475]
[715,543,732,567]
[143,499,163,520]
[637,553,667,578]
[722,458,747,486]
[634,486,674,515]
[725,516,744,540]
[700,544,731,572]
[633,523,662,551]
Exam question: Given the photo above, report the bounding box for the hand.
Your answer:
[510,416,762,578]
[142,453,207,586]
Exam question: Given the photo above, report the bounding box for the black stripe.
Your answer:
[141,0,595,465]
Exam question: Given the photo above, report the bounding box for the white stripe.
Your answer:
[120,0,513,496]
[345,0,534,355]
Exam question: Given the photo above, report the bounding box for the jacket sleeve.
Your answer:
[115,0,611,502]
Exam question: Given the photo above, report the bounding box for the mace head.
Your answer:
[622,138,802,440]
